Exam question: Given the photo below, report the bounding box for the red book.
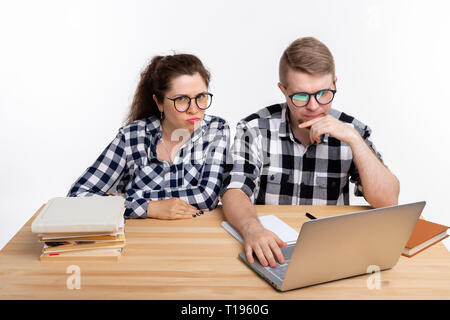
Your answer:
[402,219,449,258]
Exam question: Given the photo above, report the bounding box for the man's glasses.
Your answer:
[165,92,213,112]
[288,89,336,107]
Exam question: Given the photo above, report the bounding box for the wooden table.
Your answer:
[0,205,449,300]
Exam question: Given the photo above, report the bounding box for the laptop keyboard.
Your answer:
[259,244,295,281]
[265,260,290,280]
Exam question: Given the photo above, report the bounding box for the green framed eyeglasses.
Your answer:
[288,89,336,107]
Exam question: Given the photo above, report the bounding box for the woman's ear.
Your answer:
[153,94,163,113]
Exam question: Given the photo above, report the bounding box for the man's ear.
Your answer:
[278,82,287,96]
[153,94,163,113]
[333,76,338,90]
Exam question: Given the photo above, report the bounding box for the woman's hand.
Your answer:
[147,198,201,220]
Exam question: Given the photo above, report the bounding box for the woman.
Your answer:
[68,54,230,219]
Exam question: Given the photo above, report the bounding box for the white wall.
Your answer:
[1,0,449,250]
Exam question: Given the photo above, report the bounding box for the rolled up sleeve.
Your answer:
[220,121,263,202]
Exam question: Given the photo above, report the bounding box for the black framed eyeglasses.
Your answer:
[288,89,336,107]
[165,92,213,113]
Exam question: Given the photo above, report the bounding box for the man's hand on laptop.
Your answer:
[243,221,287,268]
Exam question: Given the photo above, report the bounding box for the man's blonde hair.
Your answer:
[279,37,335,87]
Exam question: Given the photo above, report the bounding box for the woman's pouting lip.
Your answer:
[187,117,201,123]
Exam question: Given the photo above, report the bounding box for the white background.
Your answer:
[1,0,449,251]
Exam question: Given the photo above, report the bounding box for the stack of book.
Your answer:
[31,196,126,261]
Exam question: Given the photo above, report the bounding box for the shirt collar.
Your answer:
[145,116,161,136]
[189,118,207,144]
[278,103,291,139]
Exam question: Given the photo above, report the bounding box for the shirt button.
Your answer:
[270,175,275,181]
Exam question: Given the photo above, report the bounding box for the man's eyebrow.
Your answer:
[290,87,331,93]
[290,88,307,93]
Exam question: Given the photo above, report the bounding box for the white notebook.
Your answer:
[31,196,125,234]
[221,215,299,244]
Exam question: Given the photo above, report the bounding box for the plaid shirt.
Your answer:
[68,114,230,218]
[220,103,383,205]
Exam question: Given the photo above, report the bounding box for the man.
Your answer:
[220,37,400,268]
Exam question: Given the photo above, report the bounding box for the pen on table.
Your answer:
[305,212,317,220]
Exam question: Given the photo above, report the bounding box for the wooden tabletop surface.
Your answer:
[0,204,449,300]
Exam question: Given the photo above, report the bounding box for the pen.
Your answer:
[305,212,317,220]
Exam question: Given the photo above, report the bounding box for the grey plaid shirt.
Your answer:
[220,103,383,205]
[68,114,230,218]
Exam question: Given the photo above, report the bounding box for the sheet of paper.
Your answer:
[221,215,299,244]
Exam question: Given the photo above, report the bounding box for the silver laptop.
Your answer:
[238,201,426,291]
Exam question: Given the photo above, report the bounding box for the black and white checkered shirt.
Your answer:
[220,103,383,205]
[68,114,230,218]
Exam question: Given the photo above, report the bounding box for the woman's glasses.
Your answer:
[165,92,213,112]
